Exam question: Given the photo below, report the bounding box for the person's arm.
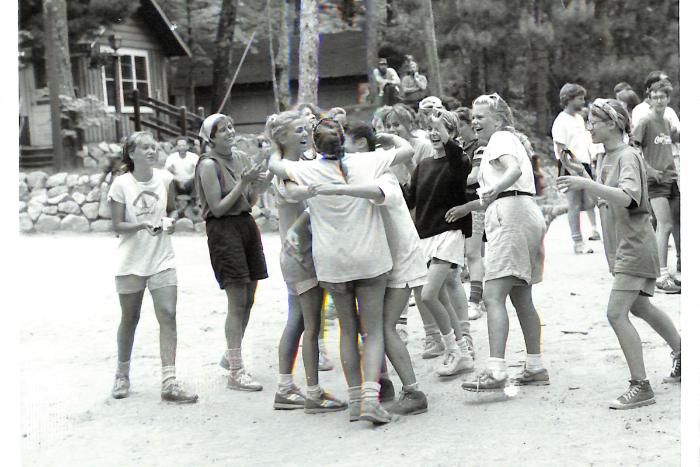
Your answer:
[478,154,522,204]
[110,201,158,235]
[373,68,387,87]
[671,126,680,143]
[415,74,428,90]
[267,146,291,180]
[631,120,663,182]
[557,176,631,208]
[387,68,401,85]
[375,133,415,166]
[198,158,259,218]
[403,164,419,210]
[308,182,385,202]
[401,76,419,94]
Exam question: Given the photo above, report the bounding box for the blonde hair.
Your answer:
[382,104,417,134]
[431,109,460,138]
[265,111,303,149]
[472,93,533,158]
[122,131,154,172]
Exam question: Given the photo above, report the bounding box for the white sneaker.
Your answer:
[468,301,483,320]
[574,241,594,255]
[318,347,334,371]
[437,350,474,377]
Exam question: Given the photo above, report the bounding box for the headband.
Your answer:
[198,113,229,144]
[591,99,626,132]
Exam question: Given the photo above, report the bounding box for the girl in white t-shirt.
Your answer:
[459,94,548,393]
[265,111,346,414]
[108,131,198,404]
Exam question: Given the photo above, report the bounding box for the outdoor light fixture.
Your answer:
[108,33,122,52]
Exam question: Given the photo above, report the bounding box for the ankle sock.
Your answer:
[525,354,543,371]
[307,384,322,399]
[116,360,130,377]
[348,386,362,404]
[403,382,419,393]
[469,281,483,303]
[161,365,176,385]
[660,267,669,278]
[278,373,293,391]
[361,382,381,402]
[488,357,507,380]
[456,338,469,357]
[227,348,243,370]
[441,331,458,352]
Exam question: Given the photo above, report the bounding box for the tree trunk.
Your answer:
[297,0,318,105]
[211,0,238,113]
[186,0,196,110]
[422,0,443,97]
[276,0,292,110]
[43,0,74,98]
[266,0,280,113]
[365,0,387,103]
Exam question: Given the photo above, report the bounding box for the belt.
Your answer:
[496,190,533,200]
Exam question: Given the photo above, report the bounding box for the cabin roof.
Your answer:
[140,0,192,57]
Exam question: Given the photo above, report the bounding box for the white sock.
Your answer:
[348,386,362,403]
[161,365,176,385]
[441,331,458,352]
[403,382,419,393]
[227,348,243,370]
[278,373,293,390]
[660,267,669,278]
[116,360,130,377]
[456,338,470,357]
[488,357,507,379]
[307,384,322,399]
[526,354,543,371]
[361,381,381,402]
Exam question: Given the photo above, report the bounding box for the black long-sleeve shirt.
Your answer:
[404,139,472,239]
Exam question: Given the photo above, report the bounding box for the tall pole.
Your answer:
[423,0,443,97]
[43,2,65,169]
[113,51,123,142]
[266,0,280,113]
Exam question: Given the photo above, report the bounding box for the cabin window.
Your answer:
[100,47,152,112]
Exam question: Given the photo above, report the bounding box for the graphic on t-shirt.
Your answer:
[132,191,161,220]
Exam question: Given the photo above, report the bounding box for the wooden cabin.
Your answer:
[19,0,191,167]
[170,30,370,133]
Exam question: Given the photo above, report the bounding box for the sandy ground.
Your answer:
[18,216,682,467]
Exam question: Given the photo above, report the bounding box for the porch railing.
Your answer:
[129,89,205,141]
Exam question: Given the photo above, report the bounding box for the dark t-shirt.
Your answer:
[632,112,677,183]
[405,139,472,238]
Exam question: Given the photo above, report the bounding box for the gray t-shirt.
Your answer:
[597,145,659,279]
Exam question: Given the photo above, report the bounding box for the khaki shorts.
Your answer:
[612,273,655,297]
[115,268,178,295]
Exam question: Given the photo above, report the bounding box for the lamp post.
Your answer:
[109,33,123,141]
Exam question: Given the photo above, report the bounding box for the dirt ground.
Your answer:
[18,216,682,467]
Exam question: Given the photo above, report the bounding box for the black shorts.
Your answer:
[205,213,268,289]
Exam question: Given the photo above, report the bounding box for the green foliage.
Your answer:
[382,0,680,140]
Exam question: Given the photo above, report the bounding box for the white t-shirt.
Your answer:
[631,102,680,156]
[165,151,199,181]
[280,149,397,282]
[107,169,176,277]
[478,131,536,194]
[371,173,427,286]
[551,111,592,164]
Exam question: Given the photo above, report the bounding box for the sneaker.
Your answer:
[461,369,508,392]
[111,375,130,399]
[304,390,347,414]
[468,301,483,320]
[512,367,550,386]
[161,379,199,404]
[318,347,334,371]
[656,276,681,295]
[609,380,655,410]
[588,230,601,241]
[359,398,393,425]
[273,384,306,410]
[574,241,594,254]
[390,389,428,416]
[671,273,681,287]
[397,324,409,345]
[422,336,445,359]
[462,333,476,360]
[348,400,361,422]
[227,368,263,392]
[379,376,395,402]
[662,351,681,383]
[437,350,474,377]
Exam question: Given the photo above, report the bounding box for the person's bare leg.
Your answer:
[419,261,455,334]
[355,279,388,385]
[116,290,145,363]
[482,278,514,358]
[650,197,672,271]
[278,294,304,375]
[299,286,324,387]
[383,287,416,386]
[151,286,178,367]
[331,291,362,388]
[629,296,681,353]
[607,289,647,380]
[444,269,468,337]
[508,285,541,355]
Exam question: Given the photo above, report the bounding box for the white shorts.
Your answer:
[387,275,428,289]
[420,230,465,267]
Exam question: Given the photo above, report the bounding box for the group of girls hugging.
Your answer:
[107,92,681,424]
